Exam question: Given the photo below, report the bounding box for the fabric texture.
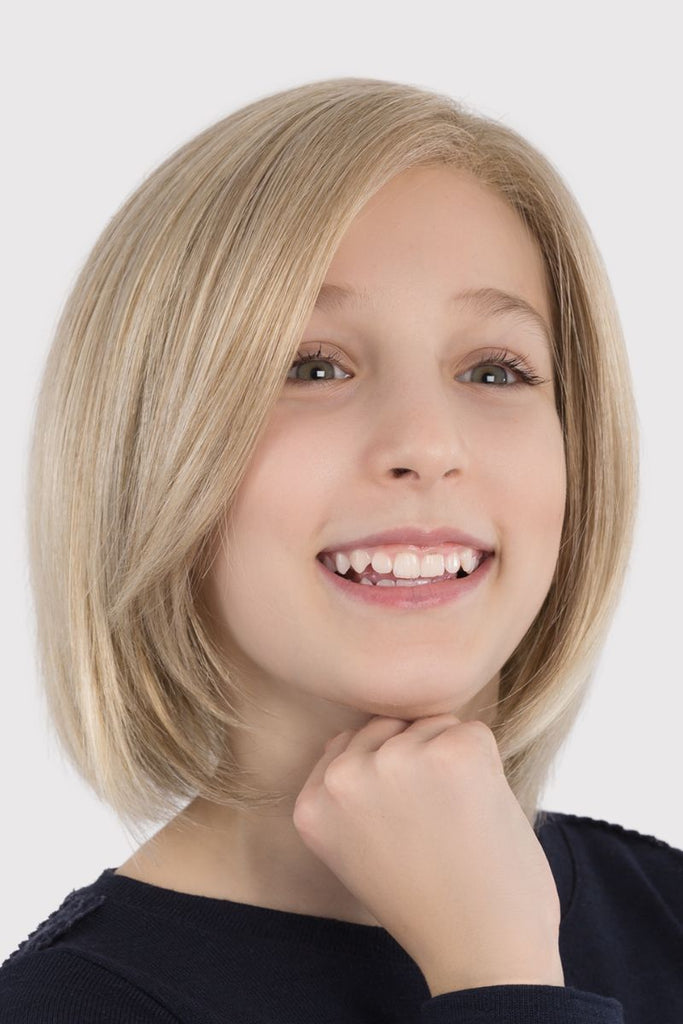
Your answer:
[1,810,681,1023]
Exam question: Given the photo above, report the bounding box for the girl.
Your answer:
[1,77,680,1022]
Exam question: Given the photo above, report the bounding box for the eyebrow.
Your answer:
[313,282,553,347]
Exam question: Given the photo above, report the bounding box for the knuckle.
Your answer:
[428,719,500,767]
[427,732,460,766]
[322,752,358,796]
[292,791,316,834]
[374,736,407,775]
[459,719,502,762]
[461,718,495,744]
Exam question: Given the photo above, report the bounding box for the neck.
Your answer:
[118,674,499,925]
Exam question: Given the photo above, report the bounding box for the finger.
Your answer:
[397,712,463,744]
[417,717,503,770]
[298,729,354,796]
[324,730,352,754]
[343,715,411,753]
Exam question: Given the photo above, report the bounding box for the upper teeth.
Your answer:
[322,544,484,579]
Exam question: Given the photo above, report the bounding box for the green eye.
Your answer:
[286,346,548,389]
[457,350,548,387]
[288,358,346,382]
[286,346,351,385]
[469,364,514,385]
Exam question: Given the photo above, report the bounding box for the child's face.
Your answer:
[204,166,566,724]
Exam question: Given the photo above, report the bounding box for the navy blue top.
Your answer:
[1,810,681,1022]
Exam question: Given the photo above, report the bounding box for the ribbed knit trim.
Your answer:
[74,807,571,957]
[91,866,414,959]
[422,984,624,1022]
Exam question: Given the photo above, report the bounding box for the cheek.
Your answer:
[205,412,350,680]
[476,401,565,501]
[484,408,566,579]
[230,414,335,542]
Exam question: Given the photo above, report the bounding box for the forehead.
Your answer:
[317,165,553,332]
[313,282,554,351]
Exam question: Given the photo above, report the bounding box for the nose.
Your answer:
[366,367,470,487]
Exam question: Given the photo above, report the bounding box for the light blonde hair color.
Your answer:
[26,78,638,843]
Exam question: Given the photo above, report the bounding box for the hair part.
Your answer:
[26,77,638,844]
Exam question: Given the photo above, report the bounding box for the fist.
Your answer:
[293,714,564,996]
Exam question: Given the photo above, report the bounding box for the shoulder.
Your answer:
[0,948,180,1022]
[538,808,683,864]
[537,809,683,923]
[0,885,180,1023]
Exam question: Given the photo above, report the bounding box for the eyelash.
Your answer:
[287,346,548,388]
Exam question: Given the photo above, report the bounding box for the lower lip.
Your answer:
[316,554,493,610]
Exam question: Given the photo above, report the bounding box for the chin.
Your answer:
[339,691,488,723]
[331,664,501,725]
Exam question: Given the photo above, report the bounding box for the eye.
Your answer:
[466,363,518,386]
[286,346,351,384]
[285,345,548,388]
[457,350,547,387]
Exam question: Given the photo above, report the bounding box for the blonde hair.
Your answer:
[26,77,638,842]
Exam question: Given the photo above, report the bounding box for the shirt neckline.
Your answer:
[94,866,413,957]
[86,808,570,954]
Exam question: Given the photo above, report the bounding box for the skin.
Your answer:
[117,165,567,991]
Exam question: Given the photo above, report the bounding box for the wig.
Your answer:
[26,78,638,843]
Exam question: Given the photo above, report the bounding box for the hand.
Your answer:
[293,714,564,996]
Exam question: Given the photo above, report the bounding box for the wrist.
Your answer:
[423,958,565,998]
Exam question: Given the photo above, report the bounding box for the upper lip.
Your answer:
[318,525,495,555]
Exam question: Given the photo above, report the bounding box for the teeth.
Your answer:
[334,551,351,575]
[460,549,477,574]
[350,549,372,573]
[393,552,421,579]
[376,578,432,587]
[421,553,445,577]
[371,551,393,574]
[445,550,460,574]
[321,542,487,587]
[326,543,482,580]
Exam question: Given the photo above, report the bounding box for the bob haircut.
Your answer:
[26,77,638,843]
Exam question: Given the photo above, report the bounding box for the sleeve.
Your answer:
[420,984,624,1023]
[0,948,181,1023]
